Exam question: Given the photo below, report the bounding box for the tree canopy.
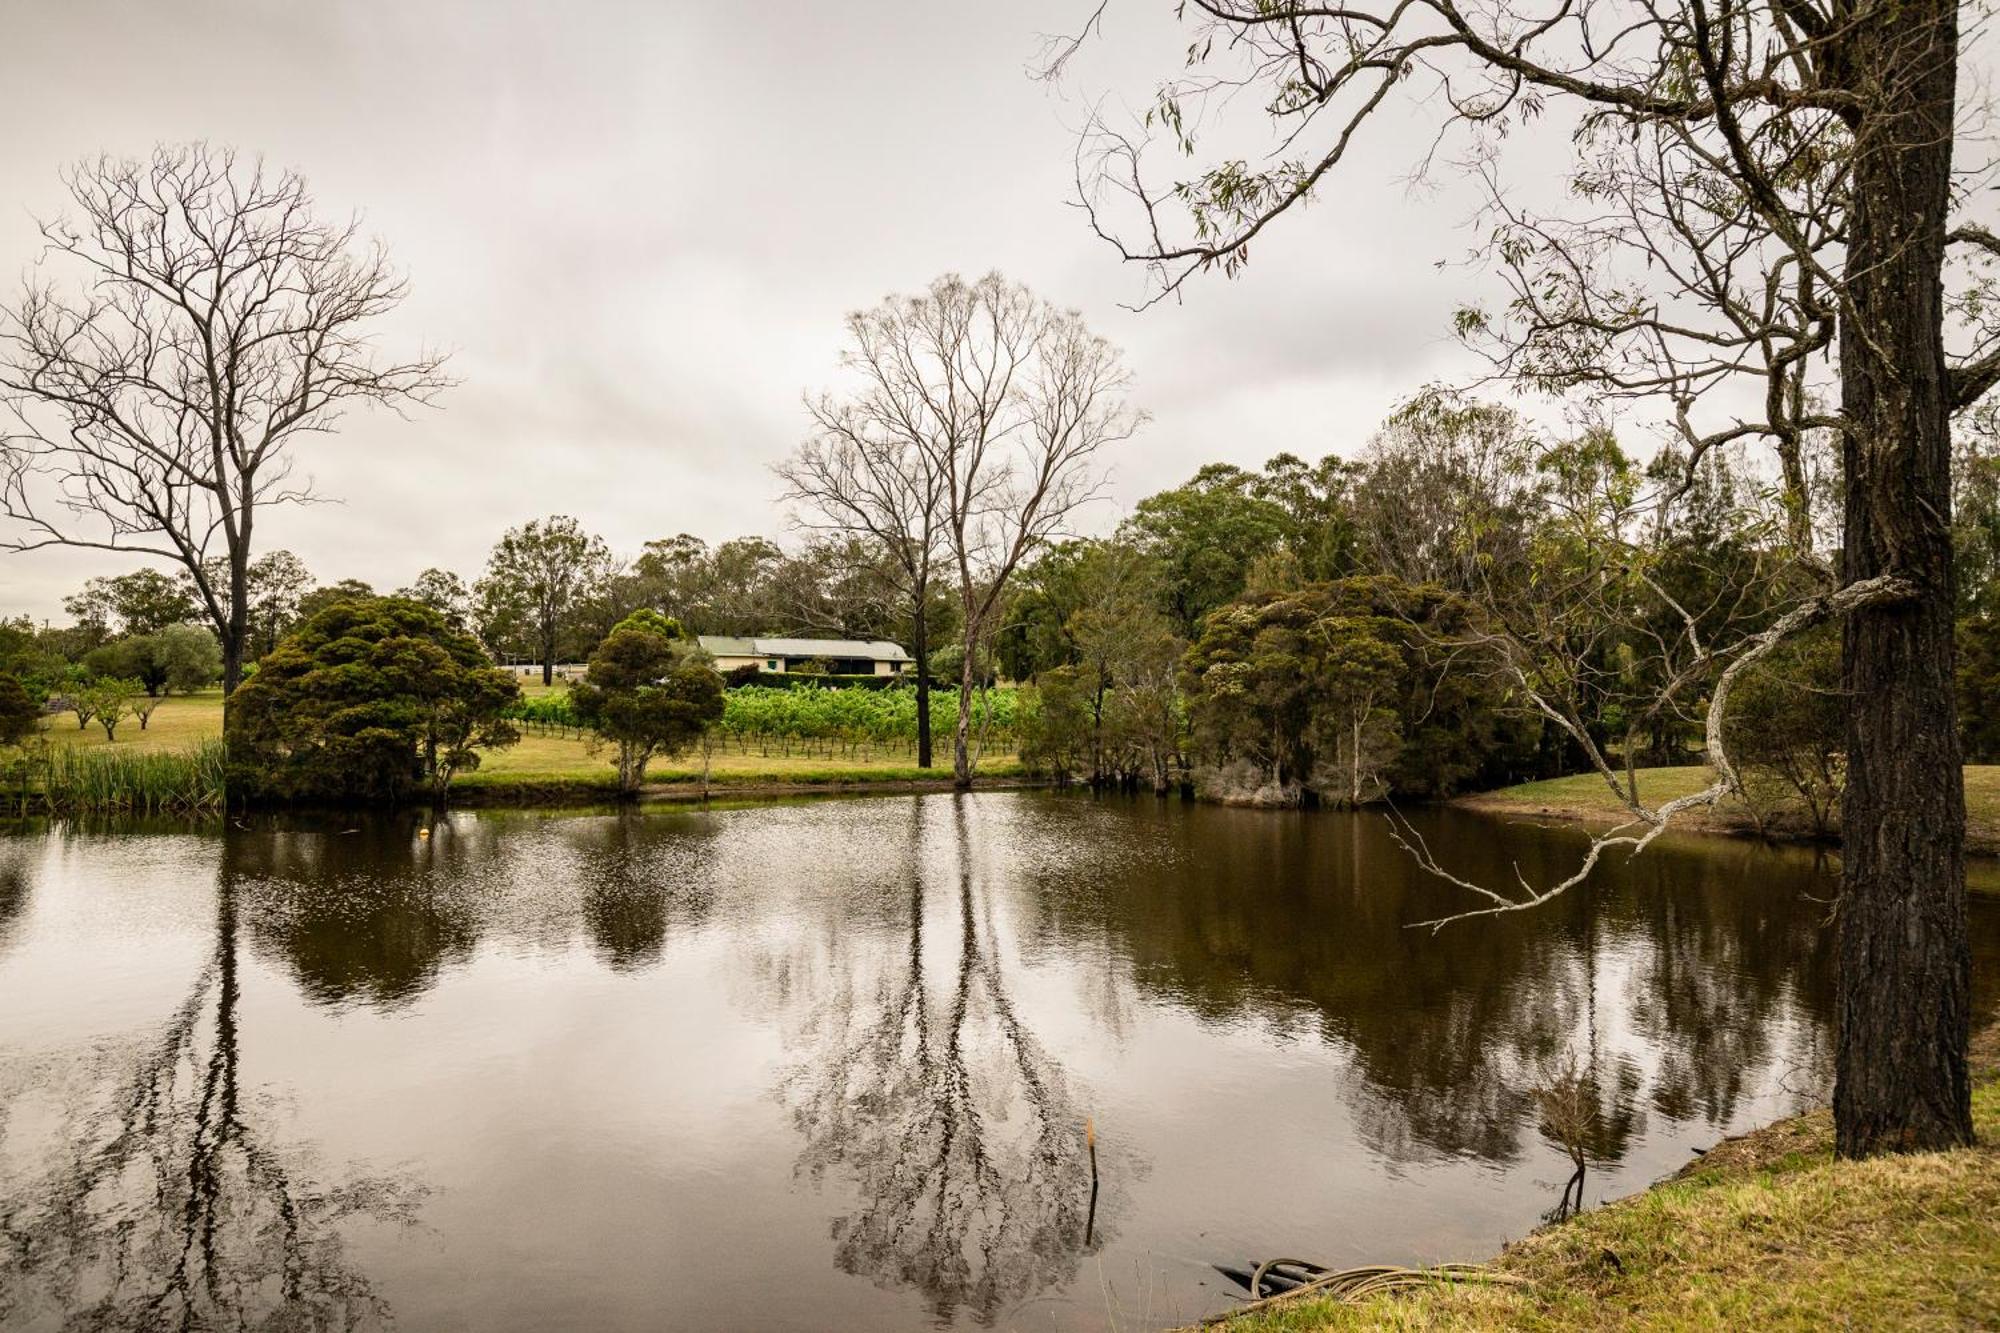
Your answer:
[225,597,519,804]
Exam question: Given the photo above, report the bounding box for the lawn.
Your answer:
[30,685,1018,791]
[34,689,225,753]
[1473,763,2000,836]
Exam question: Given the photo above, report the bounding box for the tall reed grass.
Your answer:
[2,738,226,815]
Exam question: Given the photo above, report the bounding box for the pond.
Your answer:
[2,792,1995,1331]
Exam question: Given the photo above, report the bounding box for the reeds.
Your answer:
[3,739,226,815]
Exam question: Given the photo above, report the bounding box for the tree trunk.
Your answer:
[1834,0,1973,1157]
[221,547,249,697]
[914,596,933,769]
[953,621,976,789]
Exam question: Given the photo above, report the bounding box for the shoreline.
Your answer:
[446,771,1045,808]
[1450,786,2000,859]
[1209,1018,2000,1330]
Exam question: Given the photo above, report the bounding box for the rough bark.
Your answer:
[1834,0,1973,1156]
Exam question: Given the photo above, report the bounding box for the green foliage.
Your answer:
[1183,578,1405,800]
[568,621,723,792]
[0,672,37,746]
[475,514,614,673]
[1016,668,1097,783]
[1729,628,1845,837]
[1958,612,2000,764]
[1182,575,1535,803]
[156,623,223,693]
[607,608,686,642]
[1119,463,1295,636]
[1011,541,1188,788]
[63,567,197,640]
[292,578,377,625]
[82,677,139,741]
[226,596,521,804]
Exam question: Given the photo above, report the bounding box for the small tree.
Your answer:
[226,597,520,804]
[85,677,135,741]
[0,672,37,746]
[84,636,168,696]
[569,613,723,795]
[1730,629,1846,839]
[61,671,97,732]
[132,692,165,732]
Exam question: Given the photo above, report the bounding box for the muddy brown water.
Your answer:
[2,791,1995,1330]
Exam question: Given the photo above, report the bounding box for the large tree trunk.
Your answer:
[913,596,932,769]
[1834,0,1973,1157]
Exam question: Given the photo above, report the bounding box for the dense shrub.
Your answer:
[227,597,520,804]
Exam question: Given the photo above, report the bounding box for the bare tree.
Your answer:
[789,275,1139,784]
[0,144,450,693]
[781,315,953,766]
[1065,0,1988,1155]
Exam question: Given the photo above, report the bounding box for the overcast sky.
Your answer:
[0,0,1508,621]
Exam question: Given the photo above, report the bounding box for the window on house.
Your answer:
[767,659,779,671]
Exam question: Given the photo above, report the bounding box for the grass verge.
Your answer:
[1214,1038,2000,1332]
[1460,764,2000,861]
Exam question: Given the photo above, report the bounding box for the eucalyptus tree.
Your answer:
[0,145,449,694]
[62,567,196,640]
[397,567,474,631]
[1068,0,1992,1155]
[475,516,613,684]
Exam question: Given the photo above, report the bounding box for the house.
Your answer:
[698,635,912,677]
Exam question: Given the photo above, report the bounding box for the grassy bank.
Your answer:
[26,685,1022,805]
[1214,1039,2000,1331]
[1459,764,2000,858]
[4,737,227,814]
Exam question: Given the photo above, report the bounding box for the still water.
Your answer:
[2,792,1995,1331]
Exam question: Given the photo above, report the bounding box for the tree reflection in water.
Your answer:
[0,849,424,1331]
[575,811,716,971]
[783,797,1104,1326]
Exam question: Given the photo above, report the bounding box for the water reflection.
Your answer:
[1019,804,1833,1176]
[781,798,1104,1326]
[575,812,715,971]
[0,795,1992,1332]
[0,851,424,1331]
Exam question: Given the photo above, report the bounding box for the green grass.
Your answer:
[462,730,1021,790]
[35,689,224,751]
[28,687,1014,796]
[5,737,227,814]
[1217,1076,2000,1332]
